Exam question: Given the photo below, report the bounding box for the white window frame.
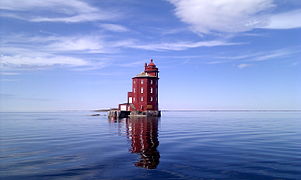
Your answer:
[150,96,153,102]
[141,87,143,93]
[141,97,143,102]
[141,80,144,84]
[150,88,153,93]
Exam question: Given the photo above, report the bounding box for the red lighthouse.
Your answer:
[130,59,159,111]
[114,59,160,117]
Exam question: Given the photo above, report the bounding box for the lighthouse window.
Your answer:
[134,88,136,93]
[133,97,135,102]
[150,97,153,101]
[151,80,153,84]
[150,88,153,93]
[141,97,143,102]
[141,80,144,84]
[141,87,143,93]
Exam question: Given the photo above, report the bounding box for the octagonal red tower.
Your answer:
[129,59,159,111]
[116,59,160,117]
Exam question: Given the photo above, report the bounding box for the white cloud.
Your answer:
[70,62,109,71]
[252,48,300,61]
[128,40,240,51]
[237,63,252,69]
[0,34,104,68]
[167,0,301,33]
[119,60,145,67]
[203,47,301,67]
[263,9,301,29]
[0,72,19,75]
[0,0,117,23]
[46,36,106,52]
[99,24,129,32]
[2,34,108,53]
[0,32,241,70]
[0,55,88,67]
[0,0,93,12]
[168,0,274,34]
[206,60,229,64]
[206,48,301,66]
[29,14,111,23]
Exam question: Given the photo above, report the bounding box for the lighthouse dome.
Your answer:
[148,59,156,67]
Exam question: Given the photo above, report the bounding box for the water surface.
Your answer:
[1,111,300,179]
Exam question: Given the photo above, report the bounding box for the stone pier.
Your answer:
[108,109,161,119]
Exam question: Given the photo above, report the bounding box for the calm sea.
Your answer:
[1,111,301,180]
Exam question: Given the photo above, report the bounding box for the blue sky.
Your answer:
[0,0,300,111]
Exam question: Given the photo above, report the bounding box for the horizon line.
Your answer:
[1,109,301,113]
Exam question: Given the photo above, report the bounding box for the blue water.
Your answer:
[1,111,301,179]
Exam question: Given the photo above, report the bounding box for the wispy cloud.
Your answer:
[251,49,298,61]
[128,40,241,51]
[118,60,145,67]
[167,0,301,34]
[160,28,189,35]
[0,55,88,67]
[206,60,230,64]
[0,0,119,23]
[0,78,18,82]
[167,0,274,34]
[0,72,19,75]
[214,48,301,62]
[46,36,107,53]
[70,61,110,71]
[1,34,109,53]
[262,9,301,29]
[99,24,129,32]
[263,9,301,29]
[0,34,101,68]
[205,47,301,67]
[1,32,241,70]
[237,63,252,69]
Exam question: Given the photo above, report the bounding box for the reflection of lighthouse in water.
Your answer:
[126,117,160,169]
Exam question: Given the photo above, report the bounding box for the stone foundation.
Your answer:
[108,110,161,119]
[108,110,130,119]
[129,111,161,117]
